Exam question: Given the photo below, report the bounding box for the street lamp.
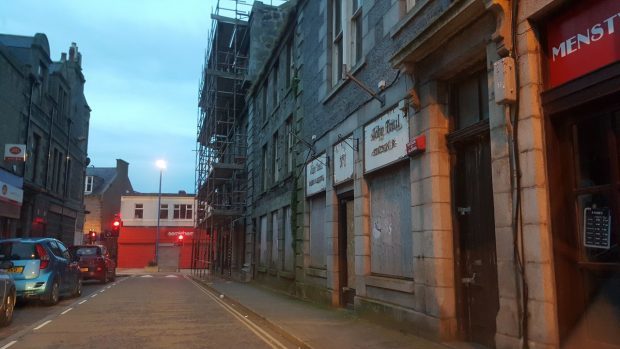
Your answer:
[155,159,166,266]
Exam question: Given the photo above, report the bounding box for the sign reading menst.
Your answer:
[545,0,620,88]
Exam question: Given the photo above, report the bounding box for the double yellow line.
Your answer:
[186,276,290,349]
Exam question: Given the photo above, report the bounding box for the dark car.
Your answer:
[69,245,116,283]
[0,238,82,305]
[0,261,16,326]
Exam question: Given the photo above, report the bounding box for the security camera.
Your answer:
[311,135,316,141]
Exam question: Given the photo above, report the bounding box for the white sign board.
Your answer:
[0,180,23,204]
[306,153,327,196]
[364,107,409,172]
[4,144,26,162]
[333,138,354,185]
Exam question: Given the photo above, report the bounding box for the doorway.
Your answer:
[338,195,355,308]
[451,124,499,347]
[547,100,620,349]
[449,69,500,347]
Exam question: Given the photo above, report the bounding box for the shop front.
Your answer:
[542,0,620,347]
[117,227,194,269]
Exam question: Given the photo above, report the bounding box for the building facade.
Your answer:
[83,159,133,237]
[194,1,620,348]
[244,1,299,291]
[0,33,90,246]
[118,193,195,270]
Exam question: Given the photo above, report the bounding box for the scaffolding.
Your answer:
[193,0,251,279]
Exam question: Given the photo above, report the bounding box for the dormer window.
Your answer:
[84,176,93,193]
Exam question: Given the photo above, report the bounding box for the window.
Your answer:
[134,203,143,219]
[286,41,293,89]
[262,145,268,191]
[453,70,489,130]
[331,0,343,86]
[31,134,41,182]
[351,0,363,65]
[84,176,93,193]
[272,60,279,106]
[330,0,363,87]
[262,82,268,123]
[406,0,416,12]
[273,132,280,182]
[66,157,72,196]
[286,117,293,174]
[271,211,279,267]
[159,204,168,219]
[173,204,192,219]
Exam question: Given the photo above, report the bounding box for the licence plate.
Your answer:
[80,267,89,272]
[7,266,23,274]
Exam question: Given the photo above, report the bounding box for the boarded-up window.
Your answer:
[369,164,412,278]
[284,206,294,271]
[259,215,268,266]
[310,195,326,268]
[271,211,279,268]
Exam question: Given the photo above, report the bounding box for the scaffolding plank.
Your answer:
[211,14,247,25]
[207,69,244,81]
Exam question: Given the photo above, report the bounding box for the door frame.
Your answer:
[337,191,354,308]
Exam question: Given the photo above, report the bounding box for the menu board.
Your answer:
[583,207,611,249]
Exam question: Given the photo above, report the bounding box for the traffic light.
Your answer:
[111,214,122,237]
[88,230,97,243]
[175,234,184,246]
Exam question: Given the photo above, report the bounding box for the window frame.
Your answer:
[159,203,168,219]
[84,175,94,193]
[134,203,144,219]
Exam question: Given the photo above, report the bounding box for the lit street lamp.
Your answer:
[155,159,166,266]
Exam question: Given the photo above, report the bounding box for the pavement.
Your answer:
[117,268,449,349]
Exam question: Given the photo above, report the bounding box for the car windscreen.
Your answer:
[71,247,100,256]
[0,242,38,260]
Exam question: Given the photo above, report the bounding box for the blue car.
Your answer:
[0,238,82,305]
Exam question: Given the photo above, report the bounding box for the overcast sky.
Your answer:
[0,0,219,194]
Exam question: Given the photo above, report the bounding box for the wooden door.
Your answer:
[453,131,499,347]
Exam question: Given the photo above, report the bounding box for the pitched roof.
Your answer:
[85,167,117,196]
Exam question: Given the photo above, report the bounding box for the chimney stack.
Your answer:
[61,52,67,62]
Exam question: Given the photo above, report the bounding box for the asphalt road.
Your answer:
[0,274,300,349]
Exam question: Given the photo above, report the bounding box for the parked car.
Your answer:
[0,261,16,326]
[0,238,82,305]
[69,245,116,283]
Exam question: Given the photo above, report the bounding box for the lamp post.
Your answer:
[155,160,166,266]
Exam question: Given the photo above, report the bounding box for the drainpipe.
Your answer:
[508,0,529,347]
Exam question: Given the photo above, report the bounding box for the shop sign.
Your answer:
[333,138,354,185]
[364,107,409,173]
[545,0,620,88]
[166,231,194,237]
[306,153,327,196]
[0,180,23,204]
[3,144,26,162]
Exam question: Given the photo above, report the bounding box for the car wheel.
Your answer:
[101,269,108,284]
[72,278,82,298]
[44,279,60,306]
[109,268,116,282]
[0,288,15,326]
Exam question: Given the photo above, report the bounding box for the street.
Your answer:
[0,274,301,349]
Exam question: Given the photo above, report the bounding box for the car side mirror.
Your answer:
[0,261,14,269]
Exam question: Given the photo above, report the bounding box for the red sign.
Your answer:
[545,0,620,88]
[406,134,426,157]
